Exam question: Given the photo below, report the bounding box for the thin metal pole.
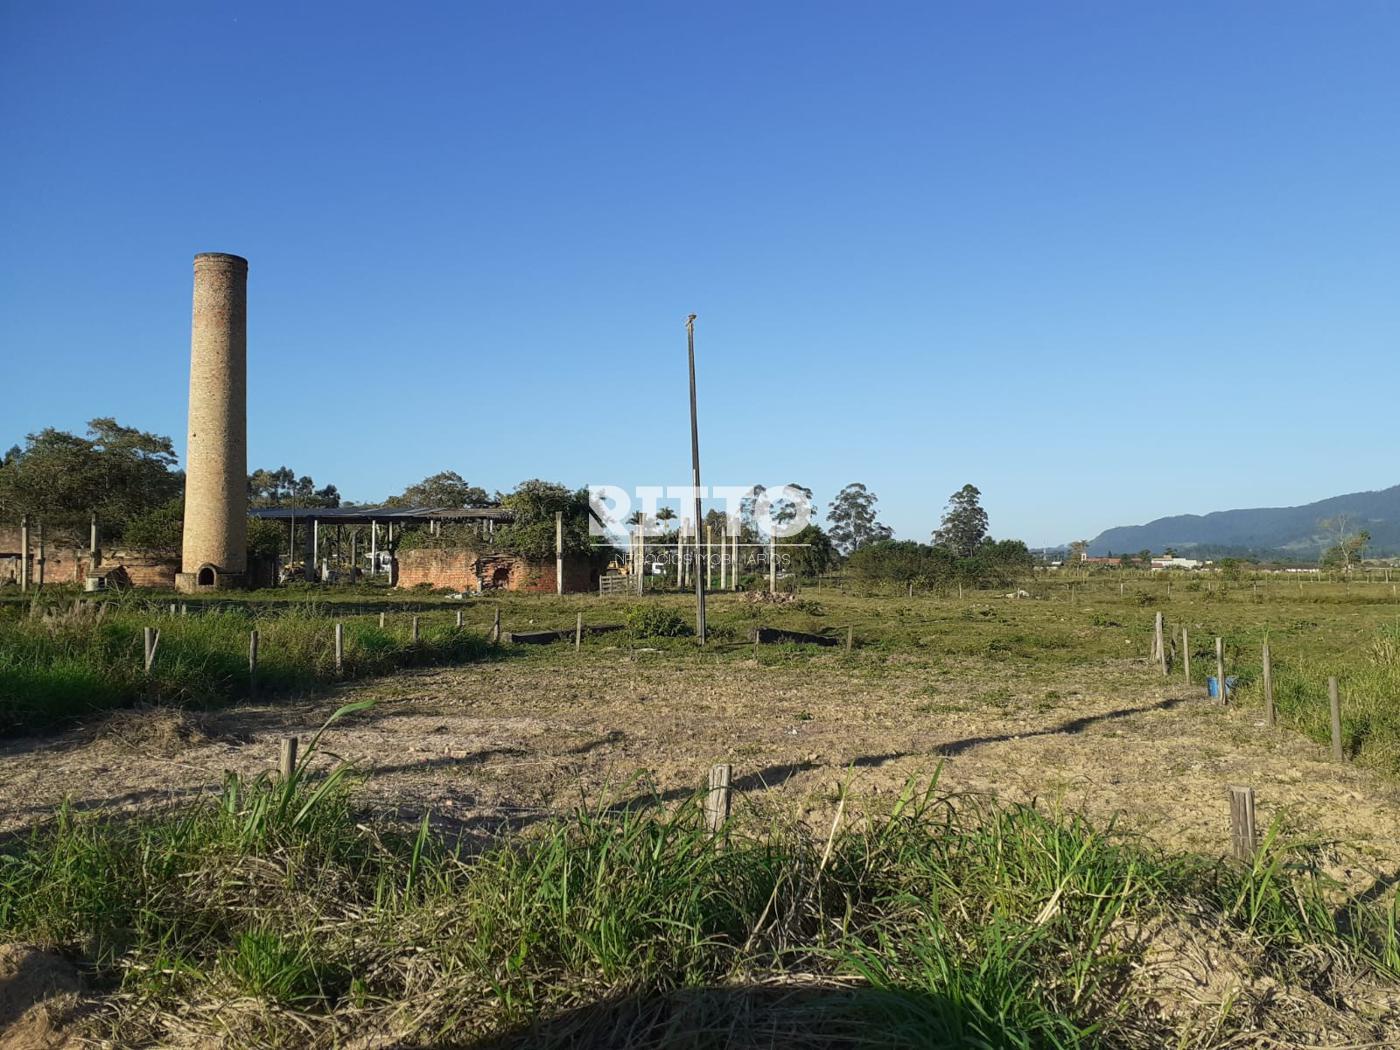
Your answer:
[686,314,706,643]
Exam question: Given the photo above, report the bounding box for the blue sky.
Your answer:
[2,2,1397,546]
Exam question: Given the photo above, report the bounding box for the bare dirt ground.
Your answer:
[6,644,1400,1048]
[5,647,1399,890]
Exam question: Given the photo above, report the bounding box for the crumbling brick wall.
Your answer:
[394,549,476,591]
[395,548,597,593]
[0,527,179,589]
[108,550,180,589]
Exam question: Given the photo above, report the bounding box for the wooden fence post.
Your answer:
[1329,677,1344,761]
[846,625,853,653]
[704,763,733,834]
[411,615,420,644]
[492,607,501,643]
[1155,612,1167,675]
[279,736,298,778]
[1182,627,1190,681]
[143,626,160,673]
[334,622,344,675]
[1228,785,1257,861]
[1215,636,1225,703]
[378,611,386,629]
[1262,642,1274,726]
[249,629,259,695]
[555,510,564,596]
[575,612,583,652]
[455,609,463,629]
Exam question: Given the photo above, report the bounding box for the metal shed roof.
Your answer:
[247,506,514,525]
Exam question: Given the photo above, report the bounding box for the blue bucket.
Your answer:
[1207,675,1238,699]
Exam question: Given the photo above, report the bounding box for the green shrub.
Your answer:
[624,605,691,638]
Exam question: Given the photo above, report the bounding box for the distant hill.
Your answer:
[1086,485,1400,559]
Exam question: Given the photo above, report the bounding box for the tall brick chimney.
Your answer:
[176,252,248,592]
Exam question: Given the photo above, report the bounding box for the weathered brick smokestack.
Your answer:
[177,252,248,592]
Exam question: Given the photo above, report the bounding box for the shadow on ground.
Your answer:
[463,982,1079,1050]
[936,696,1188,757]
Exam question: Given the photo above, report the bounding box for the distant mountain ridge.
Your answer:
[1086,484,1400,558]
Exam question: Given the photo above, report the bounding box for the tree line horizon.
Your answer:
[0,418,1369,582]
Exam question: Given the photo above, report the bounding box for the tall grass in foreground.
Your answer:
[0,603,492,733]
[2,763,1395,1048]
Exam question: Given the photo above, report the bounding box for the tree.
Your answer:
[771,483,814,530]
[248,466,339,508]
[493,479,599,560]
[783,522,836,577]
[0,418,181,538]
[1218,557,1246,581]
[388,471,488,509]
[739,486,766,535]
[1067,540,1089,564]
[827,482,893,555]
[846,539,942,584]
[981,538,1034,580]
[1319,516,1369,573]
[933,484,989,558]
[246,517,286,560]
[122,497,184,550]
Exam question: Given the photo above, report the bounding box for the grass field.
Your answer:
[0,595,494,734]
[2,721,1396,1048]
[5,576,1400,769]
[3,577,1400,1046]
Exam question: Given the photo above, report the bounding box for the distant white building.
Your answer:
[1151,556,1205,571]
